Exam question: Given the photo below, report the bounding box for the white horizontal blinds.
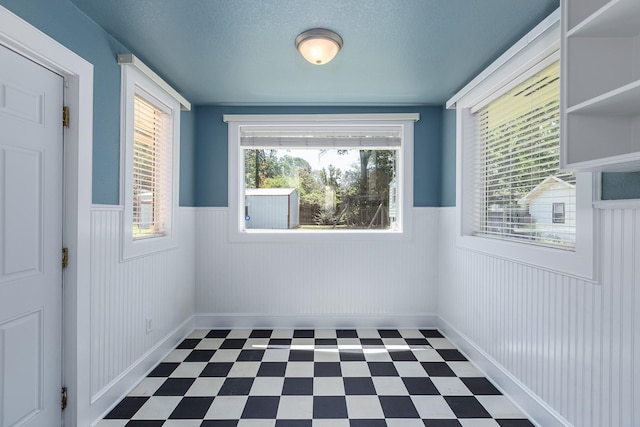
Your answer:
[240,126,402,148]
[133,94,171,238]
[474,61,576,248]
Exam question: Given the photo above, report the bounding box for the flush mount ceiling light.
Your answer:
[295,28,343,65]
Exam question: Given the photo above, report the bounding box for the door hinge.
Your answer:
[62,106,69,127]
[61,386,67,410]
[61,248,69,269]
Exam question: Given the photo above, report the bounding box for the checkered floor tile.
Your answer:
[97,329,534,427]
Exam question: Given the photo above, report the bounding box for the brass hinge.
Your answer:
[61,248,69,269]
[62,106,69,127]
[61,386,67,410]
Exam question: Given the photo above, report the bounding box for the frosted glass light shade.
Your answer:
[295,29,343,65]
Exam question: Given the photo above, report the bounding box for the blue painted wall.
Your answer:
[601,172,640,200]
[194,106,443,207]
[6,0,633,209]
[0,0,197,206]
[179,110,196,206]
[1,0,443,208]
[441,108,456,207]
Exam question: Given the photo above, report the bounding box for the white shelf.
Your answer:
[567,80,640,115]
[561,0,640,172]
[568,0,640,37]
[562,151,640,172]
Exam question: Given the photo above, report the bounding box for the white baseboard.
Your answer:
[437,317,571,427]
[89,315,195,426]
[195,313,439,330]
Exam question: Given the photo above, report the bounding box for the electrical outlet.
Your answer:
[145,317,152,334]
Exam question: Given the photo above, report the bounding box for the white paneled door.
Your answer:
[0,45,63,426]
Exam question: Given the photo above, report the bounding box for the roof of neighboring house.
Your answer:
[246,188,297,196]
[518,175,575,205]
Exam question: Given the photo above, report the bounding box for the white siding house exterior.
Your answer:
[245,188,300,229]
[518,175,575,244]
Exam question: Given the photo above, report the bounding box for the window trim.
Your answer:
[120,63,181,259]
[225,114,417,242]
[447,9,598,281]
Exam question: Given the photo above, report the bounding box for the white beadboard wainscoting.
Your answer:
[88,206,197,424]
[194,207,440,328]
[438,206,640,427]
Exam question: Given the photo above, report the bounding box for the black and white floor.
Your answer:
[97,329,534,427]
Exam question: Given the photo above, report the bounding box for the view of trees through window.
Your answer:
[243,148,398,230]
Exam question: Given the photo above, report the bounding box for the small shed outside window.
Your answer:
[245,188,300,229]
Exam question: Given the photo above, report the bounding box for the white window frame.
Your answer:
[120,63,181,259]
[446,9,597,281]
[225,114,417,242]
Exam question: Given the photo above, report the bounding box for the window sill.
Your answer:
[456,232,596,282]
[455,172,597,282]
[119,208,178,261]
[121,233,177,261]
[230,229,413,243]
[229,216,413,243]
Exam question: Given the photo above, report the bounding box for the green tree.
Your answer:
[244,149,280,188]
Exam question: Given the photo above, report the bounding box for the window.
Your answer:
[474,61,576,249]
[132,94,171,238]
[225,114,417,241]
[552,203,565,223]
[120,61,183,259]
[447,9,596,280]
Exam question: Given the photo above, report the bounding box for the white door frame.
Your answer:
[0,6,93,426]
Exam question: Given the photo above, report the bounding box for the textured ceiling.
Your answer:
[69,0,559,106]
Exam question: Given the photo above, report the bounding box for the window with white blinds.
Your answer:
[120,59,182,259]
[472,61,576,249]
[224,114,417,241]
[238,125,404,232]
[449,13,596,279]
[132,94,171,238]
